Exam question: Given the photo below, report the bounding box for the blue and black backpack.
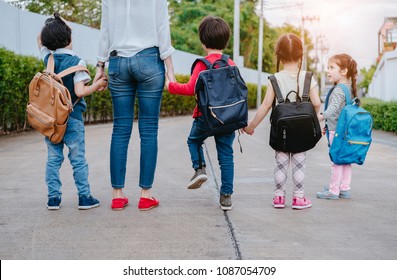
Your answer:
[325,84,373,165]
[192,54,248,136]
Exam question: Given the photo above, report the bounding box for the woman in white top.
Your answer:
[94,0,175,211]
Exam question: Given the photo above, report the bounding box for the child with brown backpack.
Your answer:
[34,13,107,210]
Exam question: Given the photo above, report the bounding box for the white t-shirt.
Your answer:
[97,0,175,62]
[270,70,318,103]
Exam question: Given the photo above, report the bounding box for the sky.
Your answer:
[261,0,397,70]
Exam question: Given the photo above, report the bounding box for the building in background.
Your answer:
[369,17,397,101]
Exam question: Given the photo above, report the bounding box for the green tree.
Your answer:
[169,0,278,72]
[8,0,314,74]
[7,0,102,28]
[359,64,376,93]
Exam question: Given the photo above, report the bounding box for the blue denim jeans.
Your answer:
[108,47,165,189]
[45,117,91,198]
[187,116,235,195]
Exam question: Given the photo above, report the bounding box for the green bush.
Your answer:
[362,98,397,133]
[0,48,43,133]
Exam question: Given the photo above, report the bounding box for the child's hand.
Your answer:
[96,76,108,92]
[317,112,324,122]
[241,124,254,135]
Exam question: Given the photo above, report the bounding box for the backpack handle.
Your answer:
[285,90,301,103]
[270,71,313,104]
[208,55,235,84]
[192,54,236,88]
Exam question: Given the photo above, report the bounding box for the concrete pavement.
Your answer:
[1,111,397,260]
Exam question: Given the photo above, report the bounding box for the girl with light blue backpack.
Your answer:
[317,54,360,200]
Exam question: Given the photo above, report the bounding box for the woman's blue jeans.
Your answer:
[187,117,235,195]
[108,47,165,189]
[45,117,90,198]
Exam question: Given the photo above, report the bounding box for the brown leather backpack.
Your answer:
[27,54,89,144]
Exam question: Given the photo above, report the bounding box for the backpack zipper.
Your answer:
[209,99,245,124]
[348,140,370,145]
[27,111,53,127]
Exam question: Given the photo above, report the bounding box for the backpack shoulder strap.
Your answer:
[337,84,352,105]
[302,71,312,101]
[191,58,211,75]
[46,54,55,73]
[324,86,335,111]
[57,65,90,78]
[268,75,284,104]
[221,54,230,64]
[46,54,90,78]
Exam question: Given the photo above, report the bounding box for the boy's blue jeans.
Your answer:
[187,116,235,195]
[108,47,165,189]
[45,117,91,198]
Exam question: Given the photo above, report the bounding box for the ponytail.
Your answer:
[348,58,358,97]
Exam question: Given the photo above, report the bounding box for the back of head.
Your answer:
[329,53,358,97]
[275,33,303,71]
[41,13,72,51]
[199,16,230,50]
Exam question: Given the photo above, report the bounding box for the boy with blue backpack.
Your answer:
[317,54,372,200]
[165,16,248,211]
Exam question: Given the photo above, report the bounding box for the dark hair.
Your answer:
[275,33,303,94]
[329,54,358,97]
[41,13,72,51]
[198,16,230,50]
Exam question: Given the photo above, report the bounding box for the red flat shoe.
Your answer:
[111,197,129,210]
[138,197,159,211]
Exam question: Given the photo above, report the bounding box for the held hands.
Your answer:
[94,67,108,91]
[317,112,324,122]
[95,76,108,91]
[240,122,255,135]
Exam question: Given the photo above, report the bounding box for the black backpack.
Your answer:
[269,72,321,153]
[193,54,248,136]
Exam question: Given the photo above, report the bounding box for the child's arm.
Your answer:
[243,84,275,135]
[309,84,321,114]
[164,56,176,82]
[322,88,345,121]
[167,62,206,96]
[74,77,108,98]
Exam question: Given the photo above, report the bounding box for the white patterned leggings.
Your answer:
[274,151,306,198]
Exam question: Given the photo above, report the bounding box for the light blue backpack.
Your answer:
[324,84,373,165]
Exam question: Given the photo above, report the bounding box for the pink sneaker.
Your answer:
[273,196,285,208]
[292,196,312,210]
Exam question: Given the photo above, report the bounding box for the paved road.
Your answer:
[1,111,396,260]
